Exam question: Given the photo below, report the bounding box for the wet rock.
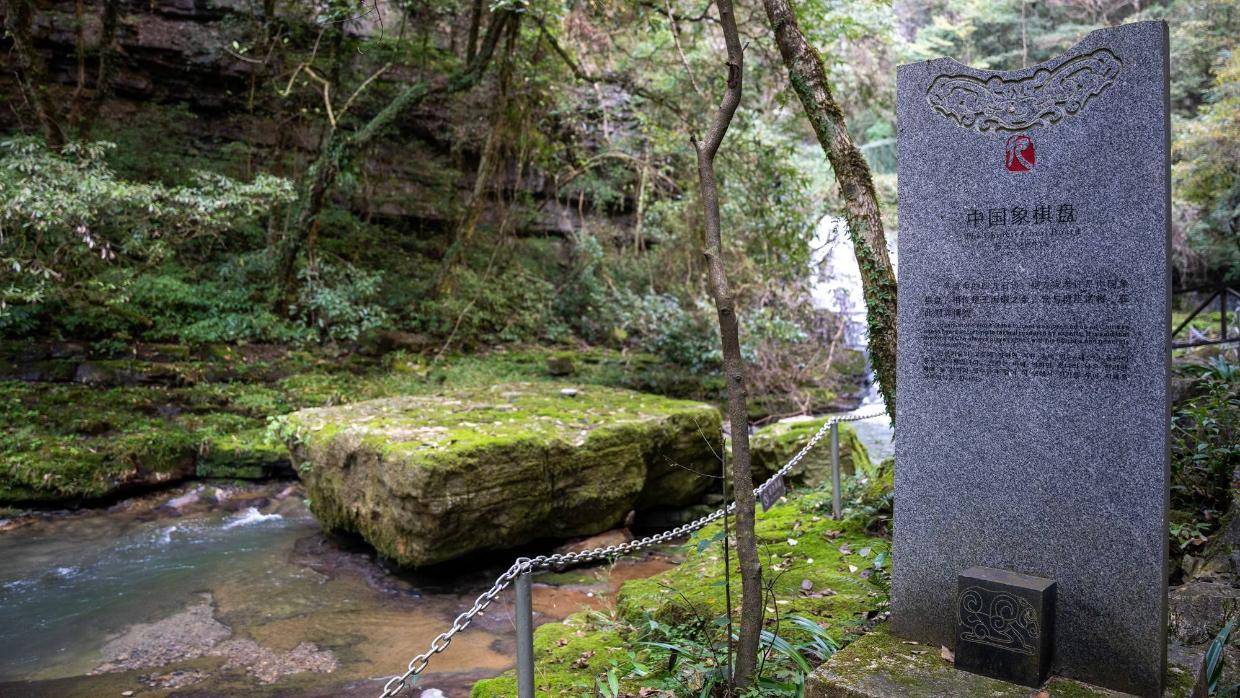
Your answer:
[162,488,202,511]
[361,329,433,355]
[209,639,337,684]
[1200,483,1240,578]
[547,353,577,377]
[140,669,207,689]
[74,362,117,386]
[89,589,336,685]
[92,595,231,674]
[556,528,634,555]
[287,383,722,567]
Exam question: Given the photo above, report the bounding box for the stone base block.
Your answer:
[807,626,1203,698]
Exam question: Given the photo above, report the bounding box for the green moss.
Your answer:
[0,382,199,502]
[471,613,634,698]
[473,488,890,695]
[617,489,887,640]
[288,383,723,567]
[0,346,727,505]
[196,427,289,479]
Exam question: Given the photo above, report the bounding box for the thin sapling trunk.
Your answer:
[693,0,763,688]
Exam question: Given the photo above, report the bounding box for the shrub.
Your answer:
[294,260,389,343]
[1170,356,1239,554]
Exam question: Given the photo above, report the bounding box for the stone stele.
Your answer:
[892,21,1170,697]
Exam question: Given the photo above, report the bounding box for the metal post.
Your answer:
[831,421,842,520]
[515,558,534,698]
[1221,285,1229,341]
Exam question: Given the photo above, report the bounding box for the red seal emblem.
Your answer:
[1005,134,1035,172]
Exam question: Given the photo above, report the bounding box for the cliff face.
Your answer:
[1,0,627,236]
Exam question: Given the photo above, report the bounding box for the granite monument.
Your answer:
[893,21,1170,696]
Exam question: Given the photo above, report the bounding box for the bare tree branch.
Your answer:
[4,0,67,148]
[534,16,693,128]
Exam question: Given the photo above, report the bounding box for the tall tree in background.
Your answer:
[694,0,763,688]
[762,0,899,418]
[274,7,516,305]
[2,0,120,149]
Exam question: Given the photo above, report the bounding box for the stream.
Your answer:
[0,483,674,697]
[0,404,891,698]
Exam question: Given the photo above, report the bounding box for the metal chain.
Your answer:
[379,408,888,697]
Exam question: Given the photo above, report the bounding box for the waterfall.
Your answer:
[810,215,898,407]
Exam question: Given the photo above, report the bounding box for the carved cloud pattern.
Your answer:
[926,49,1123,132]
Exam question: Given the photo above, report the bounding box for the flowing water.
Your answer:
[0,483,674,697]
[812,214,897,463]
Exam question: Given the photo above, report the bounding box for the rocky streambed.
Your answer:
[0,481,677,697]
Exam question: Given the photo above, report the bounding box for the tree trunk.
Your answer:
[694,0,762,688]
[273,9,513,307]
[436,12,518,293]
[74,0,120,141]
[4,0,67,149]
[465,0,483,63]
[761,0,898,419]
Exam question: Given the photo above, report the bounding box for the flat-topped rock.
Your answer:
[285,383,721,567]
[807,626,1200,698]
[751,417,872,488]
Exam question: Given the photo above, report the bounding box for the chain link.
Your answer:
[379,408,888,696]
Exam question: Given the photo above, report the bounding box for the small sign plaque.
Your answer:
[760,476,786,512]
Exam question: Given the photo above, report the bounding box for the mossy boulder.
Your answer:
[286,383,722,567]
[752,417,872,488]
[545,352,577,377]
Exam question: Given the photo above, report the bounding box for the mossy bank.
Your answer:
[0,345,733,506]
[471,488,891,696]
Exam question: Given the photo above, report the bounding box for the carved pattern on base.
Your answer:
[957,586,1040,655]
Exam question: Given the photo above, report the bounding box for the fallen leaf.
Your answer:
[800,579,814,592]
